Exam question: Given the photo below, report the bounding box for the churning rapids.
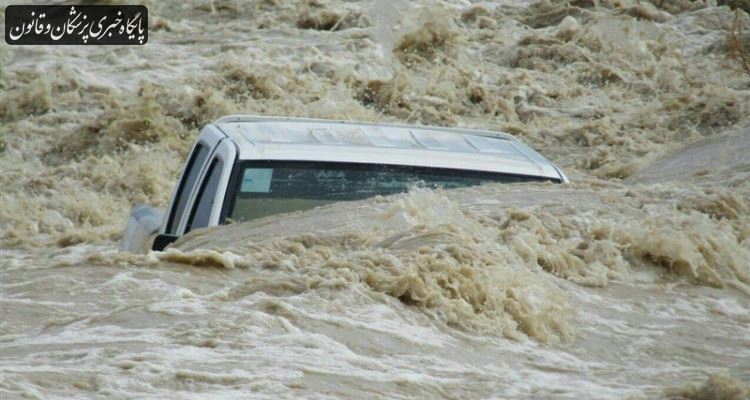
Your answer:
[1,0,749,399]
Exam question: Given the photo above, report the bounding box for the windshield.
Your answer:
[224,161,555,223]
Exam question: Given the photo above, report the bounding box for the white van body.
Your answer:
[120,115,567,253]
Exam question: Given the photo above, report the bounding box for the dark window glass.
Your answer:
[186,158,224,232]
[167,144,209,233]
[227,161,553,223]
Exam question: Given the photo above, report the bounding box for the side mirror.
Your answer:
[152,234,179,251]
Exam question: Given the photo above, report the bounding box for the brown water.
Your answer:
[1,0,749,398]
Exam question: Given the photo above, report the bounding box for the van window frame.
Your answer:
[165,143,209,234]
[185,157,225,233]
[219,160,559,224]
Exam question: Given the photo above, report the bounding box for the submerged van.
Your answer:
[120,115,568,253]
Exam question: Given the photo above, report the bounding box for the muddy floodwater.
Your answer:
[1,0,749,399]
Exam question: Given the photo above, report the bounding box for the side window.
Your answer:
[186,157,224,232]
[166,144,209,234]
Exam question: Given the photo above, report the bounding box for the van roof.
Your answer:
[214,115,566,181]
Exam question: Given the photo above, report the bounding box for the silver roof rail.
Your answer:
[213,114,518,141]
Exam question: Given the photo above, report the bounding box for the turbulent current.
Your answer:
[1,0,749,399]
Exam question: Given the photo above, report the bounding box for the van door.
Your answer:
[162,125,226,235]
[178,138,236,235]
